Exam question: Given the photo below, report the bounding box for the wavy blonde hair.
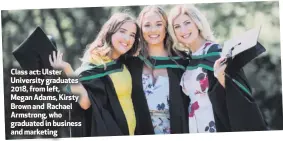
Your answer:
[168,4,215,52]
[80,12,139,67]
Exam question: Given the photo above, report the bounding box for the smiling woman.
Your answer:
[123,5,190,135]
[141,10,166,46]
[168,4,267,133]
[48,12,141,137]
[172,14,207,53]
[111,22,137,58]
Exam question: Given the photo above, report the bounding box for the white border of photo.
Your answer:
[0,0,282,141]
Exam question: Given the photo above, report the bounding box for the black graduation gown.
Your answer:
[70,59,132,137]
[121,55,189,135]
[185,43,268,132]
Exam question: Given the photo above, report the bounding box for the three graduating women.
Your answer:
[49,4,268,137]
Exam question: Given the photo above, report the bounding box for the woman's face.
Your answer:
[173,14,200,45]
[111,21,137,56]
[142,11,166,46]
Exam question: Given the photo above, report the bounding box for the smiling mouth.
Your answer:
[120,42,128,48]
[149,34,160,39]
[182,33,192,39]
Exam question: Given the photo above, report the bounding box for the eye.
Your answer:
[119,29,126,33]
[157,23,163,26]
[144,24,150,28]
[130,34,136,38]
[174,25,180,29]
[185,21,191,25]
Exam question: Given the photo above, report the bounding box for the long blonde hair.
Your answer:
[168,4,215,52]
[81,13,139,66]
[137,5,177,58]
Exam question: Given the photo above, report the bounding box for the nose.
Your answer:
[150,26,158,33]
[180,25,187,34]
[122,34,130,43]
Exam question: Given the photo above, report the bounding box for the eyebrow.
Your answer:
[144,20,163,24]
[173,20,190,26]
[120,28,127,31]
[183,20,190,23]
[173,23,180,27]
[120,27,136,35]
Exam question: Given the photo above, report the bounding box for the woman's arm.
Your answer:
[49,51,91,110]
[208,44,267,131]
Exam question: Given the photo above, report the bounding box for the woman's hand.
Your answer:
[213,57,227,88]
[49,50,73,77]
[49,50,91,110]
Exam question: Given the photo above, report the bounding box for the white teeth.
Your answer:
[182,33,191,38]
[183,34,189,38]
[149,35,159,38]
[120,42,127,47]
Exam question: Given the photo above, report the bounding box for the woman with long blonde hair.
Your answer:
[130,5,189,135]
[167,4,267,133]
